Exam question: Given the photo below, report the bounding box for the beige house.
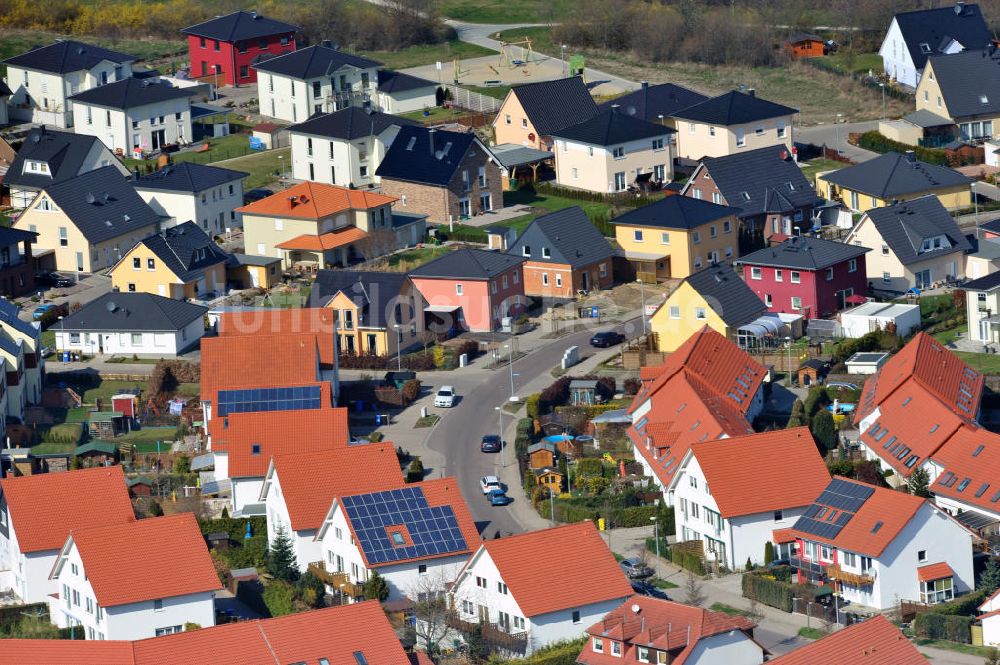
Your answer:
[550,109,674,193]
[846,195,970,293]
[493,76,599,151]
[14,166,160,273]
[964,269,1000,344]
[916,50,1000,142]
[671,90,796,160]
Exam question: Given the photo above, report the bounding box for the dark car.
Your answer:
[630,580,670,600]
[35,272,74,289]
[590,331,625,348]
[619,557,654,579]
[481,434,503,453]
[243,188,273,205]
[487,489,512,506]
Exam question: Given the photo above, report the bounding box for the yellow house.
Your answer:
[493,76,599,151]
[817,151,972,212]
[611,195,741,281]
[649,264,766,352]
[670,90,796,160]
[110,222,230,299]
[226,254,282,291]
[916,52,1000,142]
[14,166,160,273]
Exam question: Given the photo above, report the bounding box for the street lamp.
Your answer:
[561,45,568,77]
[879,83,886,120]
[502,343,518,401]
[278,155,284,181]
[495,405,506,468]
[784,336,792,387]
[650,515,660,579]
[393,324,402,370]
[637,278,647,335]
[835,113,843,155]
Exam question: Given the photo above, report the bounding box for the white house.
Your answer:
[132,162,247,233]
[0,297,44,420]
[779,477,975,610]
[254,43,382,124]
[0,80,11,126]
[376,70,438,114]
[0,467,134,605]
[450,521,633,655]
[69,78,193,155]
[49,512,220,640]
[980,588,1000,646]
[317,478,479,601]
[963,270,1000,344]
[287,106,419,188]
[672,428,831,571]
[2,40,136,128]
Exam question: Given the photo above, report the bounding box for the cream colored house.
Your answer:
[132,162,247,234]
[551,109,674,193]
[671,90,796,160]
[493,76,598,150]
[846,195,970,293]
[916,50,1000,141]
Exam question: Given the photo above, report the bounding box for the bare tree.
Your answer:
[356,229,399,263]
[683,571,707,607]
[407,570,460,660]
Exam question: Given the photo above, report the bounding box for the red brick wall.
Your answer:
[521,259,613,298]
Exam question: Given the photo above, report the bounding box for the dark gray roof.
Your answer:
[181,10,299,42]
[489,144,553,169]
[288,107,418,140]
[228,253,281,267]
[892,3,990,73]
[671,90,797,125]
[375,126,484,187]
[5,127,107,190]
[2,40,135,74]
[737,235,870,271]
[979,218,1000,235]
[133,162,246,193]
[409,248,524,280]
[0,80,12,97]
[0,298,38,340]
[902,109,955,128]
[507,207,612,269]
[377,69,436,93]
[61,292,206,332]
[68,78,192,110]
[684,264,767,327]
[820,151,972,199]
[310,270,410,328]
[598,83,708,122]
[696,146,820,218]
[925,48,1000,119]
[129,222,230,282]
[611,194,738,230]
[252,44,380,78]
[43,166,161,244]
[0,227,38,247]
[964,269,1000,291]
[509,76,600,136]
[550,109,673,145]
[862,195,971,266]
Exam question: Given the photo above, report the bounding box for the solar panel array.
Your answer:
[792,479,875,541]
[217,386,322,416]
[342,486,468,565]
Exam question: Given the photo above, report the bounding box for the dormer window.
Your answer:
[542,247,550,259]
[982,95,990,104]
[920,43,931,54]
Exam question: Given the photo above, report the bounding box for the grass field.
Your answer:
[358,39,495,70]
[400,106,472,122]
[382,246,455,272]
[209,147,291,190]
[504,188,614,224]
[800,158,845,184]
[0,30,185,76]
[435,0,568,23]
[463,84,512,100]
[798,627,827,640]
[76,379,147,405]
[125,134,255,171]
[823,52,883,76]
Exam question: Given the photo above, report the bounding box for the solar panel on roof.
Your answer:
[217,385,322,416]
[835,512,852,526]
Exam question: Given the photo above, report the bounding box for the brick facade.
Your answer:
[521,259,613,298]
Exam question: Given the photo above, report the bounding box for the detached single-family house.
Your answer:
[253,43,381,123]
[0,466,134,605]
[550,108,674,193]
[737,235,870,319]
[287,106,419,188]
[847,195,971,292]
[132,162,247,234]
[2,40,136,128]
[13,166,161,273]
[55,292,207,357]
[375,69,438,114]
[880,3,990,89]
[597,80,708,127]
[68,78,194,155]
[181,10,298,86]
[770,616,927,664]
[916,48,1000,141]
[817,151,972,212]
[49,512,221,640]
[671,90,797,160]
[5,126,127,209]
[376,125,502,223]
[507,206,614,298]
[408,248,525,333]
[450,521,633,655]
[612,194,741,281]
[649,264,767,352]
[964,270,1000,343]
[493,76,599,151]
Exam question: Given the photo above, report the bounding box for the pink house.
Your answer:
[409,248,525,333]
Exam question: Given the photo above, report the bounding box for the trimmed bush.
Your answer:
[742,574,794,612]
[856,131,950,165]
[931,588,988,616]
[613,505,657,528]
[576,458,606,478]
[913,613,971,643]
[262,580,296,617]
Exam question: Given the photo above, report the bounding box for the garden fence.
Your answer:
[443,84,501,114]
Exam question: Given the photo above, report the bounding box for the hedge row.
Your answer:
[742,574,794,612]
[913,613,971,643]
[534,181,655,208]
[198,516,268,543]
[666,546,705,576]
[930,588,987,616]
[492,638,587,665]
[856,131,950,166]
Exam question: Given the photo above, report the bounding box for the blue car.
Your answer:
[32,304,58,320]
[487,489,512,506]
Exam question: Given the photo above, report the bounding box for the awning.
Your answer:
[200,478,231,496]
[620,250,669,261]
[489,143,553,169]
[191,452,215,471]
[275,227,368,251]
[956,510,1000,532]
[424,305,461,313]
[738,315,785,338]
[917,562,954,582]
[236,502,266,517]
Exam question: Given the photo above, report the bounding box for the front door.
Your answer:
[981,319,992,343]
[582,272,589,291]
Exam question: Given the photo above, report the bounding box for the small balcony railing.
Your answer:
[825,563,875,587]
[445,612,528,653]
[307,562,364,599]
[789,555,825,577]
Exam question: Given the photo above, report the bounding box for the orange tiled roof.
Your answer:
[477,521,632,617]
[274,227,368,251]
[200,333,326,400]
[0,641,136,665]
[929,424,1000,514]
[236,181,397,219]
[689,427,831,518]
[271,444,405,531]
[0,466,134,553]
[917,562,954,582]
[772,528,796,544]
[216,309,337,365]
[66,512,221,607]
[210,406,349,478]
[768,615,928,664]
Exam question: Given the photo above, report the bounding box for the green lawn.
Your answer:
[931,322,968,346]
[652,577,678,590]
[503,188,614,231]
[266,286,312,309]
[463,84,512,100]
[914,639,995,658]
[358,40,495,70]
[30,441,76,455]
[399,106,473,123]
[823,52,883,75]
[800,158,844,184]
[119,427,178,448]
[383,246,454,271]
[66,407,90,423]
[40,330,55,350]
[798,627,827,640]
[0,30,185,77]
[709,602,755,618]
[76,380,146,405]
[176,382,200,398]
[436,0,569,23]
[494,26,556,56]
[125,134,256,172]
[955,351,1000,374]
[209,147,291,190]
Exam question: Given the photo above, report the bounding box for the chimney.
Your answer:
[748,88,756,97]
[641,80,649,89]
[250,10,258,19]
[956,1,966,15]
[428,128,436,157]
[779,149,789,161]
[322,39,331,48]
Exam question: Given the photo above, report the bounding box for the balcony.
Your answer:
[307,562,364,599]
[445,612,527,654]
[825,564,874,587]
[789,556,825,577]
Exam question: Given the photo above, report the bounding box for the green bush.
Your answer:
[913,613,972,643]
[665,547,706,575]
[576,458,606,478]
[262,580,296,617]
[491,638,587,665]
[742,573,795,612]
[931,588,987,616]
[614,505,657,528]
[198,516,268,543]
[856,131,950,165]
[525,393,541,420]
[407,457,424,483]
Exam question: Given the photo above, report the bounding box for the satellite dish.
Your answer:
[626,105,636,116]
[631,603,641,614]
[85,193,96,204]
[106,301,117,313]
[434,150,444,160]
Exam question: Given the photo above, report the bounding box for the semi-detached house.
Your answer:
[0,298,44,417]
[493,76,599,151]
[132,162,247,234]
[671,90,796,160]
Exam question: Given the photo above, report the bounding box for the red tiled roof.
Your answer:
[477,521,632,617]
[274,227,368,251]
[210,406,349,478]
[236,181,397,219]
[980,587,1000,611]
[270,444,405,531]
[929,424,1000,515]
[0,641,136,665]
[917,562,954,582]
[690,428,830,518]
[0,466,134,553]
[217,308,337,365]
[67,512,221,607]
[768,615,928,664]
[772,528,796,544]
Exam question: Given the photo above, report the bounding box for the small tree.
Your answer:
[557,454,569,492]
[787,399,807,427]
[684,571,706,607]
[465,624,489,664]
[173,455,191,474]
[266,525,299,583]
[764,541,775,566]
[408,572,455,660]
[262,579,296,617]
[148,500,164,517]
[745,556,753,571]
[364,570,390,601]
[810,410,837,454]
[980,557,1000,595]
[908,467,931,498]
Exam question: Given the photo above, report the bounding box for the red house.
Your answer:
[736,235,870,320]
[181,10,298,86]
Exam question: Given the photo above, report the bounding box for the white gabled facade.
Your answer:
[72,96,192,155]
[290,124,404,188]
[879,18,920,89]
[9,137,125,209]
[135,180,245,234]
[0,497,58,605]
[257,66,379,125]
[6,59,134,128]
[980,590,1000,646]
[260,463,323,573]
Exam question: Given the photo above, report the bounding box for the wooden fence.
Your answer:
[443,84,501,114]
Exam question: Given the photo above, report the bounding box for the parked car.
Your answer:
[480,475,503,495]
[35,272,74,288]
[481,434,503,453]
[32,303,68,321]
[434,386,456,408]
[630,580,670,600]
[590,331,625,348]
[243,188,273,205]
[619,557,654,579]
[487,489,512,506]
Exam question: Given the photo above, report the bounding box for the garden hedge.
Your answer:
[913,613,972,643]
[742,574,794,612]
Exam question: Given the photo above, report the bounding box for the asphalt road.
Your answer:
[796,121,879,163]
[427,316,642,537]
